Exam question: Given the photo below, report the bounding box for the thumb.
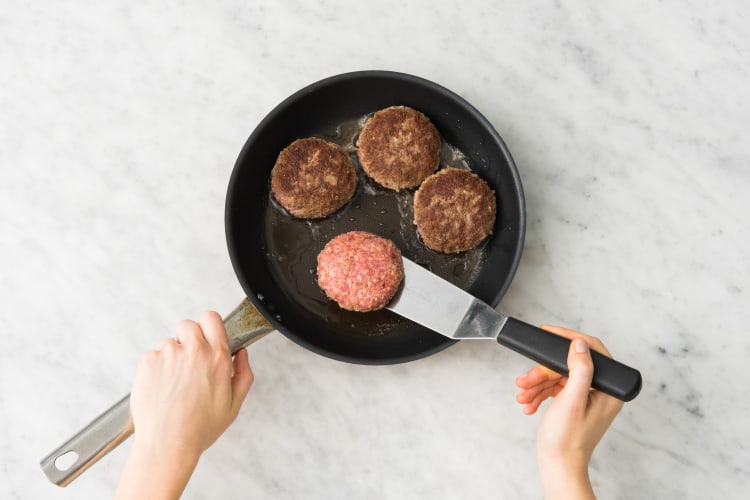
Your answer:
[558,338,594,411]
[230,348,254,417]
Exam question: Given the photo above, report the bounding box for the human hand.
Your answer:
[115,311,254,500]
[515,325,623,499]
[130,310,254,458]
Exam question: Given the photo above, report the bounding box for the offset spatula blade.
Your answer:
[387,258,507,340]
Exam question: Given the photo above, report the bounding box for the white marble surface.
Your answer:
[2,1,749,498]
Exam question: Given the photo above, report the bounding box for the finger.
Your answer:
[198,310,230,353]
[516,364,557,386]
[556,338,595,413]
[541,324,613,358]
[523,392,548,415]
[590,389,624,419]
[516,389,534,405]
[516,365,561,389]
[137,350,157,371]
[583,336,613,358]
[516,377,561,404]
[154,337,178,351]
[230,349,254,416]
[523,385,562,415]
[519,382,563,406]
[175,319,206,345]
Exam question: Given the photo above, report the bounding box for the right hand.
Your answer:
[515,326,623,498]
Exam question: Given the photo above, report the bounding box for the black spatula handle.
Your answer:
[497,317,642,401]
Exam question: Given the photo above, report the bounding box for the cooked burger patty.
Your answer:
[413,168,496,254]
[271,137,357,219]
[357,106,440,191]
[317,231,404,312]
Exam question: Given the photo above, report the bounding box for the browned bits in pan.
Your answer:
[271,137,357,219]
[414,168,497,254]
[357,106,441,191]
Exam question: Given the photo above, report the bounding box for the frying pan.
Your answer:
[226,70,525,363]
[41,70,575,485]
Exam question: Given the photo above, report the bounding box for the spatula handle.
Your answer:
[497,317,642,401]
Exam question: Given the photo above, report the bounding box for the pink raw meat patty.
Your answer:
[316,231,404,312]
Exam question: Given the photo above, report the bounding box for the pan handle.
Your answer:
[40,395,134,487]
[40,298,273,487]
[497,317,642,402]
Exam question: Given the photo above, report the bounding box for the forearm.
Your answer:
[538,455,595,500]
[114,441,200,500]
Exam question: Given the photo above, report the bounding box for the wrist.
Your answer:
[131,437,202,469]
[538,450,589,473]
[114,439,201,500]
[538,453,594,500]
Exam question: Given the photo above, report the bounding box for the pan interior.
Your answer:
[226,71,525,364]
[262,114,488,337]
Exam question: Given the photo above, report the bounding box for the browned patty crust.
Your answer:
[271,137,357,219]
[413,168,497,254]
[317,231,404,312]
[357,106,441,191]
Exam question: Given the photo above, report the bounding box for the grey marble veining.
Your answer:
[2,1,749,499]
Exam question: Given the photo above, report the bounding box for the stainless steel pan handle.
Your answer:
[40,299,273,486]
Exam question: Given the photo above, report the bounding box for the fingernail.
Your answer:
[575,339,588,353]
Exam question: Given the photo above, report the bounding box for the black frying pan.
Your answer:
[226,70,525,363]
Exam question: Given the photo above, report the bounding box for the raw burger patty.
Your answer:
[356,106,440,191]
[317,231,404,312]
[414,167,496,254]
[271,137,357,219]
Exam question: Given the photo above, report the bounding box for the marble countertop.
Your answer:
[2,1,749,498]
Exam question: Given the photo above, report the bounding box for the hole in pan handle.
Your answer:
[40,394,133,487]
[498,317,643,402]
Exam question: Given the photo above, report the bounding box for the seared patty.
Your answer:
[271,137,357,219]
[317,231,404,312]
[357,106,440,191]
[413,168,496,254]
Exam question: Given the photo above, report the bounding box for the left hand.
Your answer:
[130,310,254,459]
[116,310,254,500]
